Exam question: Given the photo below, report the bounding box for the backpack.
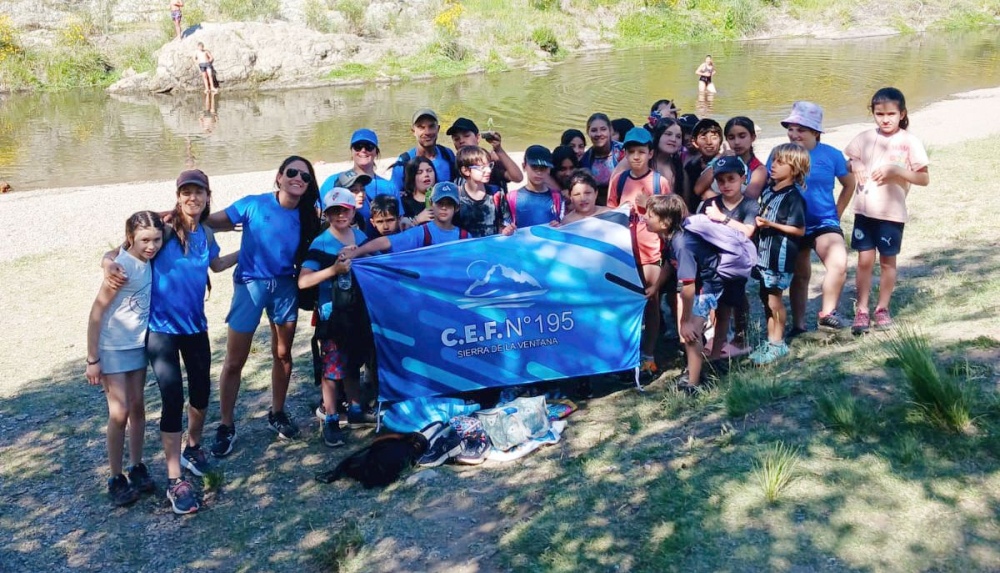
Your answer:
[495,188,563,227]
[681,214,757,280]
[613,170,663,205]
[314,432,429,489]
[422,224,469,246]
[394,145,457,183]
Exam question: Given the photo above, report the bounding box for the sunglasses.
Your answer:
[470,162,495,172]
[283,168,313,183]
[352,142,376,152]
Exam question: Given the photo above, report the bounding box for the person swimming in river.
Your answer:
[696,55,717,94]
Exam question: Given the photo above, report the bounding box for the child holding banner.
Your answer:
[298,188,372,447]
[344,181,468,258]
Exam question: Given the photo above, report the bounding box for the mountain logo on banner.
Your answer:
[456,260,549,309]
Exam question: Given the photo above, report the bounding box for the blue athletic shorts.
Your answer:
[693,292,719,320]
[851,214,904,256]
[226,277,299,333]
[757,268,794,291]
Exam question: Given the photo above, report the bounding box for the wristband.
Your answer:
[86,357,101,365]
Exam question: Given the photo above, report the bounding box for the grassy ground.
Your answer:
[2,0,999,91]
[0,137,998,572]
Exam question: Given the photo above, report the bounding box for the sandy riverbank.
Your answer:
[2,85,1000,393]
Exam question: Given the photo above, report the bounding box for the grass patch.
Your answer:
[886,327,974,433]
[752,441,799,503]
[816,391,876,440]
[217,0,281,22]
[336,0,368,35]
[725,366,793,417]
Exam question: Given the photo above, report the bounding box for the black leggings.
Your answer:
[146,331,212,433]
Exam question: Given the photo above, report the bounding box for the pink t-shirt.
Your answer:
[608,170,671,265]
[844,128,929,223]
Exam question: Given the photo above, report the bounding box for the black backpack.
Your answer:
[315,432,429,488]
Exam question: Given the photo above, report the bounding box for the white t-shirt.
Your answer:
[99,250,151,350]
[844,128,929,223]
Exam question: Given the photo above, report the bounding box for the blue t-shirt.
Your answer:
[387,222,463,253]
[225,193,301,282]
[149,225,221,335]
[319,171,401,223]
[767,143,848,234]
[389,147,454,193]
[302,228,367,321]
[507,187,561,228]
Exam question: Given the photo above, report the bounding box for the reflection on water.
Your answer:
[1,30,999,191]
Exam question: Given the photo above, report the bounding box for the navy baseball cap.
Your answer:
[446,117,479,136]
[430,181,460,205]
[713,156,746,177]
[524,145,553,168]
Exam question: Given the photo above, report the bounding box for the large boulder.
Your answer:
[109,21,359,93]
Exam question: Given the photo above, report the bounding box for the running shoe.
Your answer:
[166,478,199,515]
[818,310,846,332]
[418,427,462,468]
[852,311,871,336]
[638,359,659,385]
[347,406,378,428]
[181,444,211,477]
[126,462,155,494]
[211,424,236,458]
[268,409,300,440]
[322,415,345,448]
[108,474,139,507]
[749,341,790,366]
[873,308,894,331]
[787,326,808,340]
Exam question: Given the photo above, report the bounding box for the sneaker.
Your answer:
[852,311,870,336]
[749,341,790,366]
[211,424,236,458]
[638,359,659,385]
[873,308,894,331]
[181,444,211,477]
[418,426,463,467]
[108,474,140,507]
[126,462,155,494]
[322,415,345,448]
[347,406,378,428]
[454,437,491,465]
[818,310,846,332]
[316,404,349,427]
[166,478,199,515]
[268,409,300,440]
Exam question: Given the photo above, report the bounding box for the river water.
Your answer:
[1,30,999,191]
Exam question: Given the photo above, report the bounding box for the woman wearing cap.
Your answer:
[323,129,399,226]
[102,169,239,514]
[205,156,322,455]
[778,102,857,334]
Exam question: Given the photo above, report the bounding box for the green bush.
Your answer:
[529,0,561,10]
[40,47,114,89]
[336,0,368,34]
[217,0,281,22]
[305,0,333,32]
[531,26,559,54]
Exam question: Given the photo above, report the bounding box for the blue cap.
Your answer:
[430,181,460,205]
[623,127,653,146]
[524,145,553,168]
[350,128,379,147]
[712,156,746,177]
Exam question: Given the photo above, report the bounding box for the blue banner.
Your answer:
[352,207,646,402]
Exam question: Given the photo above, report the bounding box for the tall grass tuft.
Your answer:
[753,441,799,504]
[886,327,974,433]
[816,391,874,440]
[312,519,365,571]
[725,367,793,417]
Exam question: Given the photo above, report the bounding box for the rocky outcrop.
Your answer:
[108,21,360,94]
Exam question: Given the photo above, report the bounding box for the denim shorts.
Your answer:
[757,268,794,291]
[692,292,720,320]
[99,347,147,375]
[226,276,299,333]
[851,214,904,256]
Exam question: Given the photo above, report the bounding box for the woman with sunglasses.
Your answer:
[328,129,399,225]
[205,156,321,457]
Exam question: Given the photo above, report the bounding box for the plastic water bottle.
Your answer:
[336,271,352,291]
